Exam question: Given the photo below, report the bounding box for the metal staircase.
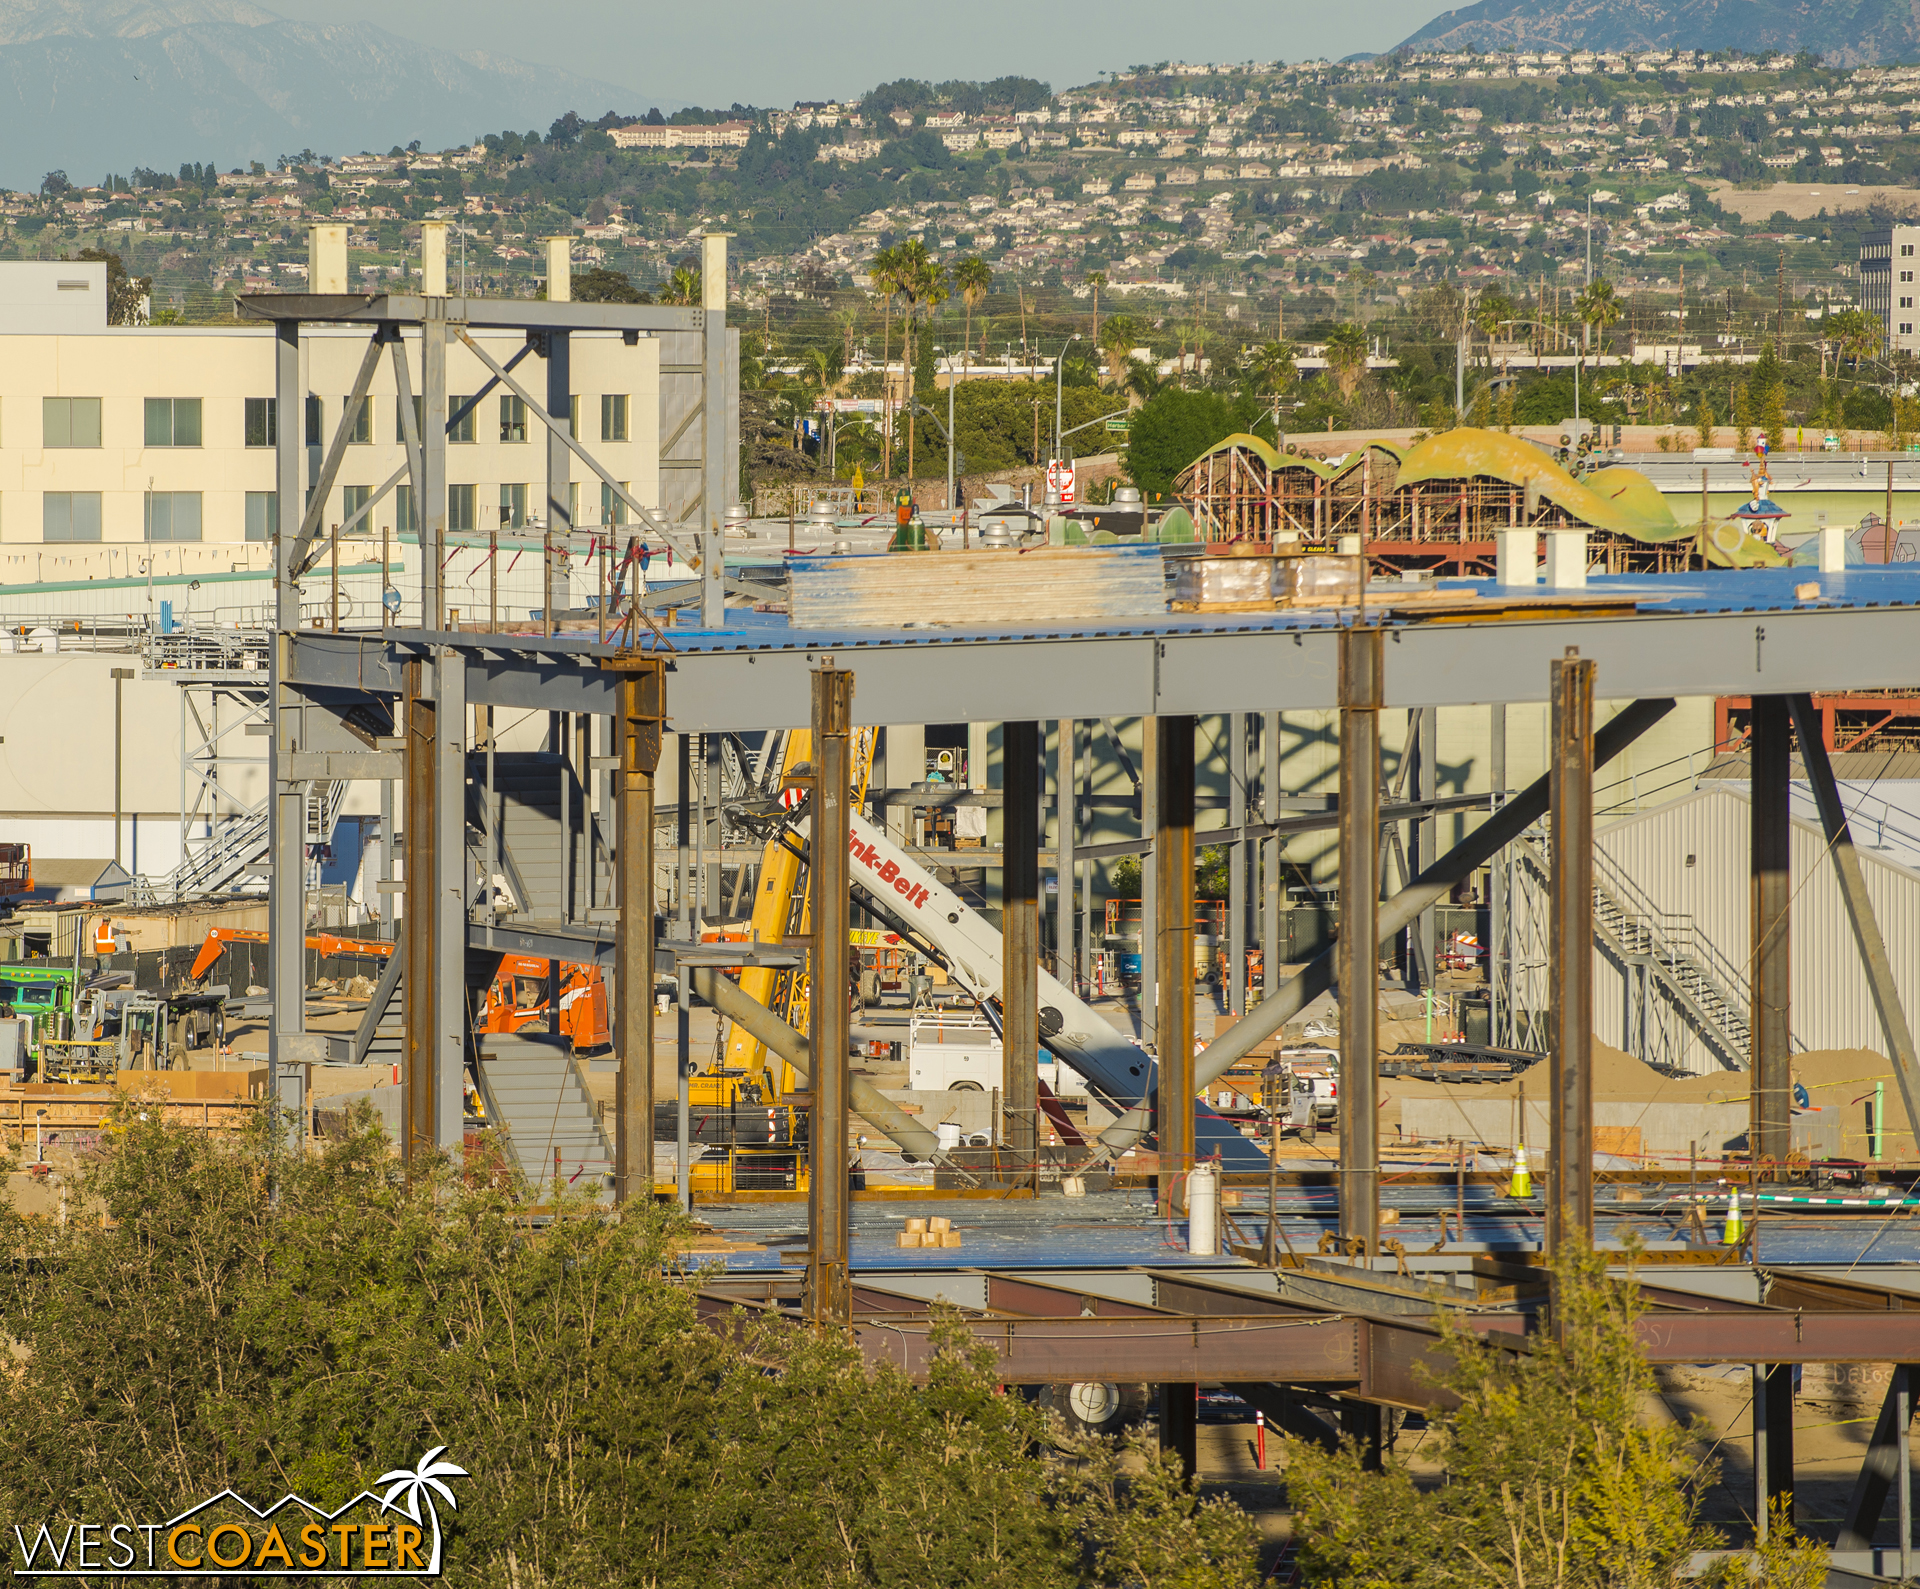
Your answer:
[475,1031,612,1199]
[1509,835,1759,1073]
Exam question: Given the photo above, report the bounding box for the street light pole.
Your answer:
[1054,334,1079,462]
[944,349,958,513]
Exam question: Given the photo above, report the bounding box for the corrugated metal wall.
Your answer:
[1542,786,1920,1070]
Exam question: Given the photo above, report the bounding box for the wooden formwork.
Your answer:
[1175,441,1708,576]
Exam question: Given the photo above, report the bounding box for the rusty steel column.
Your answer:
[1751,696,1793,1177]
[1549,648,1596,1252]
[1338,628,1382,1254]
[610,658,663,1204]
[402,658,435,1170]
[1154,715,1196,1218]
[1003,720,1041,1179]
[807,663,855,1327]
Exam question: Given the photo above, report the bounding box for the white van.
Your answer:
[906,1013,1088,1098]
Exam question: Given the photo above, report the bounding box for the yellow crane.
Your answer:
[691,725,875,1108]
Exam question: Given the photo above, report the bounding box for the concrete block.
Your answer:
[1496,528,1537,586]
[308,225,347,295]
[1819,523,1846,573]
[1543,529,1588,588]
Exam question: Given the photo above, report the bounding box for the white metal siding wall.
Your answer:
[1588,787,1920,1068]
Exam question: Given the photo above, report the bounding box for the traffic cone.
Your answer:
[1508,1144,1531,1198]
[1722,1188,1744,1246]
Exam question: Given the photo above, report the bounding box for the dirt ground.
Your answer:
[1195,1371,1920,1567]
[1699,178,1920,223]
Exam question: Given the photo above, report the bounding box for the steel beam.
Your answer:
[238,291,709,335]
[1160,1383,1198,1478]
[1154,715,1196,1216]
[1548,651,1596,1256]
[1410,706,1436,991]
[610,658,663,1203]
[807,664,855,1327]
[1837,1364,1917,1561]
[1229,712,1247,1015]
[1339,629,1382,1252]
[1262,710,1281,1010]
[1003,720,1041,1175]
[1751,696,1792,1172]
[544,330,572,618]
[1788,694,1920,1144]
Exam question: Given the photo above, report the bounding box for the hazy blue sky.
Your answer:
[274,0,1452,112]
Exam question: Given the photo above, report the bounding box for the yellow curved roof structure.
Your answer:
[1184,433,1404,482]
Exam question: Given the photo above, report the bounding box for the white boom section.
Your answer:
[842,810,1151,1108]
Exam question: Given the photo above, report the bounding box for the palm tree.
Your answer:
[660,264,700,306]
[1086,269,1108,347]
[1100,313,1142,386]
[952,255,992,377]
[1324,322,1371,401]
[868,244,904,475]
[1574,278,1622,377]
[1827,306,1881,373]
[377,1448,468,1574]
[803,343,844,395]
[888,239,949,489]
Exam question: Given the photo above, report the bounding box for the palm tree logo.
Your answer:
[375,1448,468,1574]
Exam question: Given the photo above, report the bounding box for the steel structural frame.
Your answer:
[258,281,730,1144]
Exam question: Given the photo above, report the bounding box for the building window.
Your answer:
[568,481,579,525]
[567,395,579,441]
[1903,322,1914,335]
[245,491,278,543]
[601,393,629,442]
[145,490,203,542]
[43,397,101,449]
[43,491,102,541]
[395,487,416,535]
[1903,297,1914,310]
[500,483,529,528]
[341,484,372,527]
[245,397,277,448]
[602,481,629,526]
[144,397,203,448]
[395,395,424,444]
[448,484,476,534]
[1903,271,1914,283]
[500,395,528,443]
[306,395,324,446]
[449,395,476,444]
[345,397,373,444]
[1904,244,1915,256]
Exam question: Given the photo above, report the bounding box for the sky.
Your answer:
[267,0,1453,111]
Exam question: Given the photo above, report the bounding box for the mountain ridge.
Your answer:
[0,0,646,189]
[1394,0,1920,67]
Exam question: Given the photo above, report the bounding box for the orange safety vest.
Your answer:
[93,919,116,955]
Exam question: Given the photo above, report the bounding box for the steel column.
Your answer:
[1262,710,1281,1006]
[1341,1401,1385,1473]
[700,235,729,629]
[1754,1362,1796,1539]
[807,664,855,1327]
[402,659,436,1167]
[1159,1383,1198,1479]
[545,330,572,619]
[1751,696,1792,1173]
[421,302,447,630]
[1229,711,1247,1015]
[1154,715,1196,1217]
[1139,720,1158,1038]
[432,650,467,1148]
[1549,649,1595,1251]
[1489,703,1507,1044]
[1411,705,1437,991]
[1003,720,1041,1174]
[1338,629,1381,1253]
[268,321,306,1111]
[1054,717,1075,997]
[1789,694,1920,1143]
[611,660,663,1203]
